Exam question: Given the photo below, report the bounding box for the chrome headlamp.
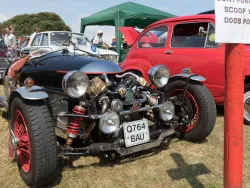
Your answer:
[99,111,120,134]
[62,71,89,98]
[159,101,175,121]
[148,65,170,88]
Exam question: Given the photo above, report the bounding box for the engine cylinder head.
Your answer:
[118,87,127,97]
[87,77,106,97]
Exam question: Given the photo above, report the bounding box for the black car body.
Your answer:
[18,51,121,88]
[0,49,216,187]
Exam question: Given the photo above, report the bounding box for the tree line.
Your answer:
[1,12,71,37]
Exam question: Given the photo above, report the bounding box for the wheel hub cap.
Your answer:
[10,129,18,154]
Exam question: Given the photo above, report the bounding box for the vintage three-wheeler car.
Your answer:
[0,47,216,186]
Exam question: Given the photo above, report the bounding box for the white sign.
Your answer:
[215,0,250,43]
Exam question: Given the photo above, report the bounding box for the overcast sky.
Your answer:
[0,0,214,43]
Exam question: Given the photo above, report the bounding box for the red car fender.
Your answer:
[120,59,153,83]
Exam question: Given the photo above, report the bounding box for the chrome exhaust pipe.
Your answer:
[0,96,8,109]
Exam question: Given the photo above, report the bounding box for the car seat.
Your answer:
[182,36,206,47]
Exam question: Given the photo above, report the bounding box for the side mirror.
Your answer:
[198,27,207,36]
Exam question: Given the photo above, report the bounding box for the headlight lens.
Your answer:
[148,65,170,88]
[159,101,175,121]
[62,71,89,98]
[99,111,120,134]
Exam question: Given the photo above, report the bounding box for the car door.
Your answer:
[164,21,225,99]
[127,25,169,66]
[28,33,42,53]
[39,33,53,52]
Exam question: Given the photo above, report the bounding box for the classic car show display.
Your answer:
[0,46,216,186]
[20,31,119,63]
[119,14,250,124]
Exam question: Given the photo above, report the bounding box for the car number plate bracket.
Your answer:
[123,119,150,148]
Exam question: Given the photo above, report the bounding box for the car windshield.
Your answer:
[50,32,70,46]
[71,33,88,46]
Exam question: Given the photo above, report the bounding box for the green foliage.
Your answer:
[2,12,71,37]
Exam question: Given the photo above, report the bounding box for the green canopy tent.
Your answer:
[80,1,175,60]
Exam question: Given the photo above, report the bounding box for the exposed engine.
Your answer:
[57,69,182,148]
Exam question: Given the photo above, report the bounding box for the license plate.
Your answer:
[123,119,150,147]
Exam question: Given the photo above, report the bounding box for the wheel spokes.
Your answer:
[170,89,199,132]
[17,149,31,172]
[13,110,31,173]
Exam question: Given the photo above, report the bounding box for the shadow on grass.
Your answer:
[60,137,174,170]
[51,135,176,186]
[167,153,211,188]
[0,110,8,120]
[217,105,224,117]
[52,138,211,187]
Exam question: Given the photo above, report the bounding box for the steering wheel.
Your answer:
[141,43,152,48]
[51,41,61,46]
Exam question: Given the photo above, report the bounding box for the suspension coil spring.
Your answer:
[67,106,86,138]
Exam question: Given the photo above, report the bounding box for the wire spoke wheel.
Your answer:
[13,110,31,173]
[10,98,57,187]
[170,89,199,133]
[164,80,216,142]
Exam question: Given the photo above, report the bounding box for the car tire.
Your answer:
[244,83,250,125]
[164,80,217,142]
[10,97,57,187]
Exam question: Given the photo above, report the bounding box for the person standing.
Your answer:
[4,26,16,49]
[111,36,116,47]
[92,30,103,48]
[28,26,40,45]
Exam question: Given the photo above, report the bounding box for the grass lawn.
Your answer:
[0,86,249,188]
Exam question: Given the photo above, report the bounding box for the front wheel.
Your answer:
[9,97,57,187]
[164,80,217,142]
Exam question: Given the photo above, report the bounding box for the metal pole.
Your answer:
[224,43,244,188]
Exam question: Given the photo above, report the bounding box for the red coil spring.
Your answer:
[66,106,86,137]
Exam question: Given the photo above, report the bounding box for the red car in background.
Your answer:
[120,14,250,124]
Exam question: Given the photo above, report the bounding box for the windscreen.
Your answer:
[50,32,70,46]
[71,33,88,45]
